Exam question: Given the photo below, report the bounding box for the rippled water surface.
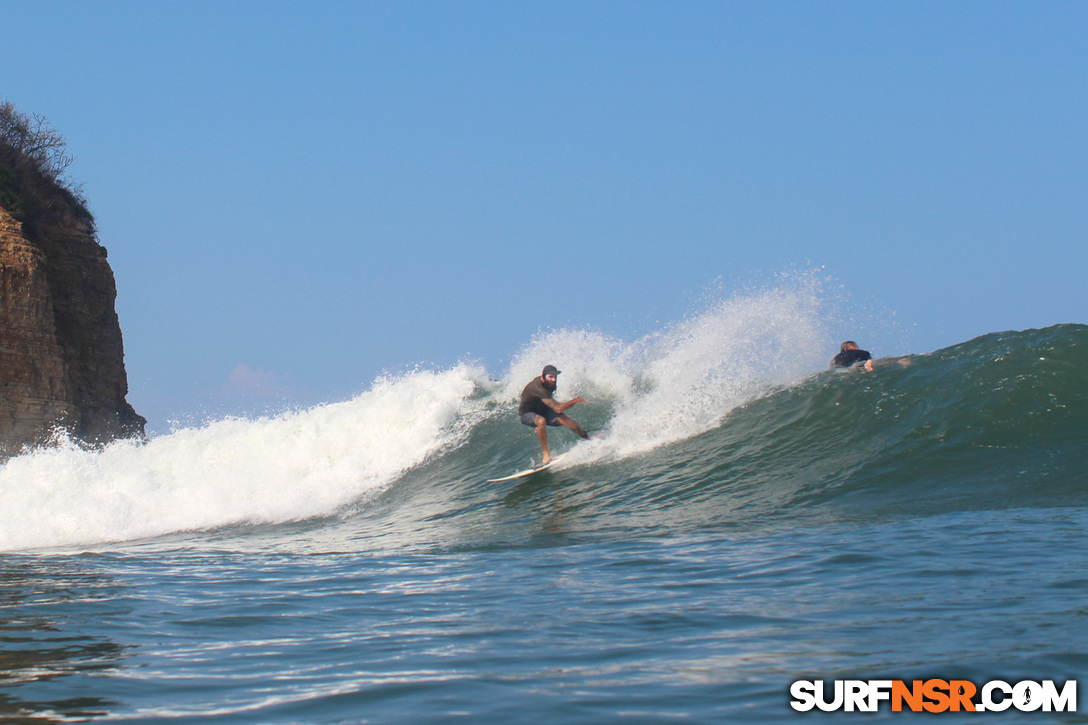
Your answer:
[3,321,1086,721]
[4,506,1087,722]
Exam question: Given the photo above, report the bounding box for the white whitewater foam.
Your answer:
[508,277,830,464]
[0,365,488,552]
[1,277,833,551]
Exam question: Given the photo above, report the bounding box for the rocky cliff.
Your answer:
[0,204,144,455]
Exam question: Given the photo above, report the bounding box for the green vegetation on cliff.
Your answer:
[0,100,95,241]
[0,100,146,451]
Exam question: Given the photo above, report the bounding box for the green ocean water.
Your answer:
[2,322,1086,722]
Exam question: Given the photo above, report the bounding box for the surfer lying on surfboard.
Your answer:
[830,340,874,372]
[519,365,590,464]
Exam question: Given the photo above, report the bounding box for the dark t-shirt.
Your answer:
[519,378,556,416]
[831,349,872,368]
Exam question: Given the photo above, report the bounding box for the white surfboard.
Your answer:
[487,453,569,483]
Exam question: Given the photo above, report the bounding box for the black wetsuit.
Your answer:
[831,349,872,368]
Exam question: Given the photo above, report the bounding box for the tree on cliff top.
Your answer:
[0,100,95,239]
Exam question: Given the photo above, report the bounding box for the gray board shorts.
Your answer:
[521,410,561,426]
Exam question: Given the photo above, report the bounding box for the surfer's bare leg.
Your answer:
[557,414,590,440]
[534,415,552,464]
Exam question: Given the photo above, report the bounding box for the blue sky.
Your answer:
[2,1,1085,430]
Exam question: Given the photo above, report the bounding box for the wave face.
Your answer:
[2,280,1085,552]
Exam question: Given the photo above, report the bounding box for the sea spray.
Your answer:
[0,276,895,551]
[605,282,828,455]
[2,324,1085,725]
[0,365,490,552]
[2,322,1085,552]
[3,326,1086,725]
[504,328,632,404]
[509,278,833,464]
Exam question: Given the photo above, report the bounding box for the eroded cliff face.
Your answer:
[0,205,144,455]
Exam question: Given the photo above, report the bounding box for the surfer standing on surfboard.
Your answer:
[519,365,590,464]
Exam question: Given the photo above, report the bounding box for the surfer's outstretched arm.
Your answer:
[544,396,585,414]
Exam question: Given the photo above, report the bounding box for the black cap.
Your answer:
[542,365,561,376]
